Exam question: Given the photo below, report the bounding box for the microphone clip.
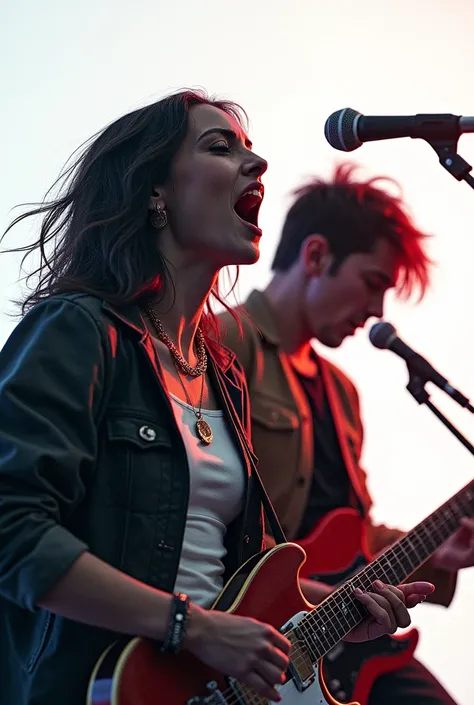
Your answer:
[428,138,474,186]
[405,363,431,406]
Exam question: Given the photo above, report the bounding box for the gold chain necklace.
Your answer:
[144,302,207,377]
[144,304,213,445]
[171,358,214,445]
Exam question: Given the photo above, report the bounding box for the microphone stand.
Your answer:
[406,364,474,457]
[428,138,474,191]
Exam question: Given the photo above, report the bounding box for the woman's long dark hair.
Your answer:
[2,89,245,339]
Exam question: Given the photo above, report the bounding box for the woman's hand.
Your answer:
[346,579,435,642]
[184,606,291,702]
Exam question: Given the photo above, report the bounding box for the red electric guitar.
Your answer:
[296,509,419,704]
[87,479,473,705]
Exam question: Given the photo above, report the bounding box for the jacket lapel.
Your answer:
[319,356,366,514]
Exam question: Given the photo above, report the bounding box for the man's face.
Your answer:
[303,237,399,348]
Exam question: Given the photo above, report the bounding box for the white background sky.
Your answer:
[1,1,474,703]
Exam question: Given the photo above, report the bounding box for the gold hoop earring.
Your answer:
[150,204,168,230]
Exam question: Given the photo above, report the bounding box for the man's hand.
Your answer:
[346,580,434,643]
[432,517,474,572]
[301,577,434,643]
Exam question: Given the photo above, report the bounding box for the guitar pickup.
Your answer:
[228,677,254,704]
[285,622,316,691]
[186,679,229,704]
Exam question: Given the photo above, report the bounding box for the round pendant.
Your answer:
[196,418,213,445]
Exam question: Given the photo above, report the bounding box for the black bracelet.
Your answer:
[160,592,191,655]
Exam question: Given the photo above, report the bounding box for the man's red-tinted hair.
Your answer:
[272,162,432,299]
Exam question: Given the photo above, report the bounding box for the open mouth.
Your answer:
[233,187,263,232]
[347,319,365,333]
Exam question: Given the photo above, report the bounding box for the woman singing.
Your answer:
[0,90,433,705]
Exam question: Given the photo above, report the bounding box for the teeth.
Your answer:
[242,189,262,199]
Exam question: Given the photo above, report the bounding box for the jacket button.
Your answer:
[244,535,250,544]
[139,425,156,441]
[296,476,306,487]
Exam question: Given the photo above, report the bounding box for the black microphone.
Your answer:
[369,321,474,412]
[325,108,474,152]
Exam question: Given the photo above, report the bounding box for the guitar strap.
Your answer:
[234,419,288,546]
[253,464,288,546]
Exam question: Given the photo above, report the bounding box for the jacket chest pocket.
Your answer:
[95,413,175,513]
[250,393,301,496]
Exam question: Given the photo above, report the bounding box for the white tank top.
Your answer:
[170,394,245,607]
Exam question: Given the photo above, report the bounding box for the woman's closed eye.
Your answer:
[209,140,232,154]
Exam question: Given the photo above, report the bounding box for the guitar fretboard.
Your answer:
[297,479,474,662]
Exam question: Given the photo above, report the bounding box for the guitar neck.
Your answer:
[298,479,474,661]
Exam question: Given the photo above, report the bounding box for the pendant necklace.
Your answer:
[172,358,214,446]
[144,303,213,445]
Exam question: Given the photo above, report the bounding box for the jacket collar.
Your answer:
[102,300,145,337]
[102,300,236,373]
[243,289,281,347]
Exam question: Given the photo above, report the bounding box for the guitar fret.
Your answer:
[446,503,462,529]
[409,531,429,566]
[397,541,416,572]
[296,624,319,662]
[322,592,352,633]
[303,612,334,652]
[340,585,366,624]
[453,499,466,518]
[388,545,405,581]
[377,553,399,584]
[403,536,420,567]
[418,522,438,552]
[457,491,473,513]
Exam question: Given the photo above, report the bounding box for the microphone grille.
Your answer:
[324,108,362,152]
[369,321,397,350]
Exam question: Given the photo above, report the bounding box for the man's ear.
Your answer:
[300,234,332,276]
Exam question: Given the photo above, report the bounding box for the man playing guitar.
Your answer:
[219,164,474,705]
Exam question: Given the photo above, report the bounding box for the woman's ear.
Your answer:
[149,187,166,212]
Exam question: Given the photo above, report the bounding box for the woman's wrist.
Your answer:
[182,602,208,653]
[159,592,192,654]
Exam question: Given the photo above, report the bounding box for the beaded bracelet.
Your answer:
[160,592,191,655]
